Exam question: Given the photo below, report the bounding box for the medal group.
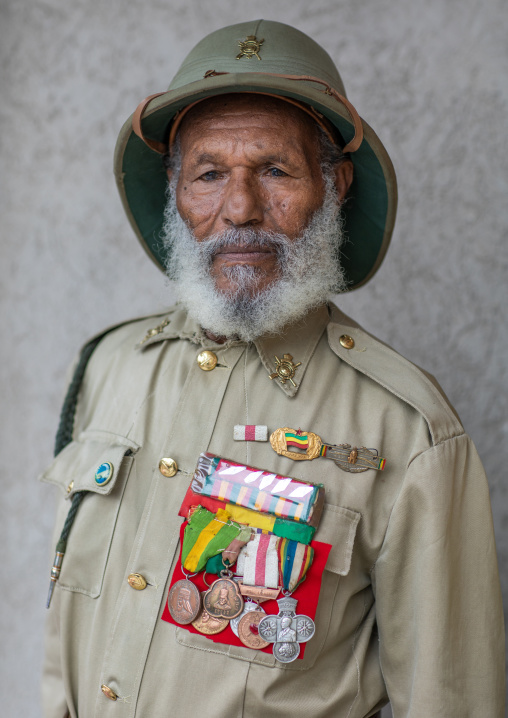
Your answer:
[165,427,386,663]
[167,452,321,661]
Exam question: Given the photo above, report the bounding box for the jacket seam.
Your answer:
[406,431,466,468]
[241,662,251,718]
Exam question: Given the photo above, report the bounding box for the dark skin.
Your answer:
[167,94,353,341]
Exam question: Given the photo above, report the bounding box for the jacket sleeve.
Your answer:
[373,433,505,717]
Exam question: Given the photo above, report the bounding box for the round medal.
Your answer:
[238,610,270,649]
[192,608,228,635]
[192,592,228,635]
[167,579,201,625]
[230,601,261,637]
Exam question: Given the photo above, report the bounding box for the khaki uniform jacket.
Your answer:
[41,303,505,717]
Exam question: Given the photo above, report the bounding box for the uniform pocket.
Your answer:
[314,503,361,576]
[40,430,140,597]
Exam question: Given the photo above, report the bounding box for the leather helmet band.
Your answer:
[132,72,363,157]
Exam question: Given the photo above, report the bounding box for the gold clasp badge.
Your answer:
[270,427,387,473]
[236,35,264,61]
[270,428,323,461]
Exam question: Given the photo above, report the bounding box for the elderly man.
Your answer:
[41,19,504,718]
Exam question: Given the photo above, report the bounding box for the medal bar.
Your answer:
[270,427,386,473]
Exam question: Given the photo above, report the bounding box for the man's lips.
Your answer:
[212,245,275,262]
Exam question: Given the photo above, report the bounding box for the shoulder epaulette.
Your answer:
[327,305,463,446]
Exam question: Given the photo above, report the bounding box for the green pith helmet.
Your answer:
[114,19,397,291]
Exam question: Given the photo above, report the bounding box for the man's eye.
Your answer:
[199,170,222,181]
[267,167,287,177]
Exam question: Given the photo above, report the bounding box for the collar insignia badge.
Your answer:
[236,35,264,60]
[270,427,387,473]
[136,317,170,348]
[269,354,302,387]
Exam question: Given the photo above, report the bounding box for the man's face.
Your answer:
[172,95,349,295]
[162,94,352,341]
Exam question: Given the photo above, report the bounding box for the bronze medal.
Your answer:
[203,576,244,619]
[192,594,228,635]
[167,579,201,625]
[230,600,263,637]
[238,610,270,649]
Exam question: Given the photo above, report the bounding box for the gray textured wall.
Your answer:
[1,0,506,715]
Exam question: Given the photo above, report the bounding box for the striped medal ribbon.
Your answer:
[278,538,314,593]
[237,534,314,594]
[257,541,316,663]
[238,532,280,589]
[182,506,241,573]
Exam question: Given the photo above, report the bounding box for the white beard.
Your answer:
[161,175,347,342]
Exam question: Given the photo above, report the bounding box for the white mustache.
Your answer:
[197,229,292,263]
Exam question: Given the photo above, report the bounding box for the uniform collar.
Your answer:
[138,303,330,397]
[136,307,202,349]
[254,304,330,397]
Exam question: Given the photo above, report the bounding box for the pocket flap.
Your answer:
[39,430,140,497]
[314,504,361,575]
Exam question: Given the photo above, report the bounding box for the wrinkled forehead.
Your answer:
[176,93,322,159]
[178,93,318,142]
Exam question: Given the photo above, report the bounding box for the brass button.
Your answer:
[66,480,74,494]
[339,334,355,350]
[197,350,218,371]
[101,685,117,701]
[128,573,147,591]
[159,457,178,477]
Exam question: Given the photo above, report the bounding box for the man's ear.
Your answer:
[334,160,354,202]
[166,168,173,182]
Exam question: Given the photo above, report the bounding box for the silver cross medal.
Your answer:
[258,596,315,663]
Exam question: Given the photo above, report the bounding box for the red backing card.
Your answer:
[161,522,331,659]
[178,486,226,519]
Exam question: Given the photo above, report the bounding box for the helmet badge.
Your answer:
[236,35,264,60]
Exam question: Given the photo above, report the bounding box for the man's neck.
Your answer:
[203,329,229,344]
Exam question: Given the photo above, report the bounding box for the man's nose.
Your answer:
[220,172,264,227]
